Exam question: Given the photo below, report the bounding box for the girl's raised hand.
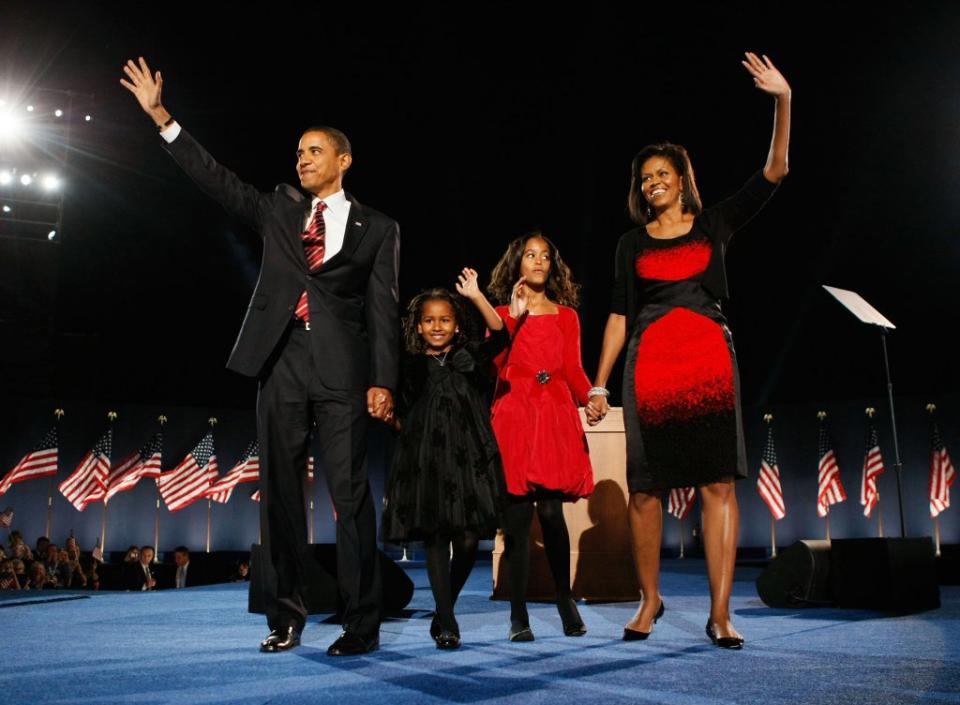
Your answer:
[455,267,481,300]
[509,277,528,319]
[742,52,790,98]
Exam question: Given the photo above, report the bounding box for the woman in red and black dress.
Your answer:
[590,52,791,648]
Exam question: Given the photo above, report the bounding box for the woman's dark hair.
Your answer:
[627,142,703,224]
[487,232,581,308]
[402,288,468,354]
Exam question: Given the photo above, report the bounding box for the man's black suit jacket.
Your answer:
[163,129,400,390]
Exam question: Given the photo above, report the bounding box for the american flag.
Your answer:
[929,420,956,518]
[206,440,260,504]
[667,486,696,520]
[0,427,59,497]
[158,431,219,512]
[59,428,113,511]
[248,455,312,503]
[0,507,13,528]
[817,418,846,518]
[757,424,786,520]
[103,432,164,504]
[860,416,885,518]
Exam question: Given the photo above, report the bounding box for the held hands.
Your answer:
[508,277,528,319]
[585,396,609,426]
[367,387,394,423]
[741,52,790,98]
[120,57,171,126]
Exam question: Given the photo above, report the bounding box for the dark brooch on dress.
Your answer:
[536,370,551,385]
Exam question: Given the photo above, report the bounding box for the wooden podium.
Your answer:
[491,407,640,602]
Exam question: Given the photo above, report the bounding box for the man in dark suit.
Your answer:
[121,57,398,655]
[124,545,157,591]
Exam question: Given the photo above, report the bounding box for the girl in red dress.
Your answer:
[488,233,605,641]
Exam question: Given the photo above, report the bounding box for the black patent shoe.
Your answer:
[705,621,744,649]
[436,630,462,650]
[260,626,301,652]
[508,621,535,642]
[557,596,587,637]
[429,614,441,643]
[326,630,379,656]
[622,600,665,641]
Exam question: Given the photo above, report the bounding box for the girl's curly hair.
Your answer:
[402,288,469,354]
[487,232,581,308]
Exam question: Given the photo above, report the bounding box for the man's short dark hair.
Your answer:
[302,125,352,156]
[174,546,189,555]
[140,545,155,554]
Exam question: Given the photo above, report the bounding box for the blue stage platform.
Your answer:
[3,559,958,705]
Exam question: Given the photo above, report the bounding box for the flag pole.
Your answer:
[45,408,65,538]
[154,415,166,551]
[678,517,685,559]
[825,509,831,542]
[934,516,941,557]
[100,411,117,550]
[206,417,217,553]
[877,493,884,538]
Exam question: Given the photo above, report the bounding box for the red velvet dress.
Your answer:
[490,305,594,499]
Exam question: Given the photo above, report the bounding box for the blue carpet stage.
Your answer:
[3,560,959,705]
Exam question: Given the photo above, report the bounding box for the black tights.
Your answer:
[424,531,479,633]
[502,497,571,626]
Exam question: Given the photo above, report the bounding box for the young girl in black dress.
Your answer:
[382,269,508,649]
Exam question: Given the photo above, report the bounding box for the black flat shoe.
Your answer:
[622,600,665,641]
[557,596,587,637]
[705,621,744,649]
[259,626,301,652]
[436,630,461,650]
[326,630,379,656]
[429,614,441,643]
[508,622,535,642]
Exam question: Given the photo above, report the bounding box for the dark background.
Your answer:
[0,2,957,550]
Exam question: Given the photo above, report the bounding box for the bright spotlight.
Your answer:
[0,111,22,141]
[54,109,63,117]
[26,105,34,112]
[47,230,57,240]
[0,171,11,185]
[84,114,92,122]
[42,174,60,191]
[2,205,10,213]
[20,174,32,186]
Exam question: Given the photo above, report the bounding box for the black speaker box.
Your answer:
[248,543,414,615]
[830,537,940,611]
[756,539,833,608]
[757,537,941,612]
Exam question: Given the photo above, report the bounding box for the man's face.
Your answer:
[296,131,351,196]
[140,548,154,565]
[174,551,188,567]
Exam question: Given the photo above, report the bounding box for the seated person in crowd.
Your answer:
[172,546,195,589]
[124,545,157,591]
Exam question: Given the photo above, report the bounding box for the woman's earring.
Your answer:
[679,191,685,208]
[646,205,653,220]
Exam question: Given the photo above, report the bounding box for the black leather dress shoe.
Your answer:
[508,622,535,642]
[260,626,301,652]
[622,600,665,641]
[705,621,744,649]
[557,596,587,637]
[326,631,379,656]
[435,630,461,650]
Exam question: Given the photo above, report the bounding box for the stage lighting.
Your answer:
[0,111,22,141]
[20,174,32,186]
[26,105,34,112]
[47,230,56,240]
[84,114,92,122]
[42,174,60,191]
[54,109,63,117]
[2,205,10,213]
[0,170,11,185]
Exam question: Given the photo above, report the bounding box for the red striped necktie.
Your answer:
[294,201,328,323]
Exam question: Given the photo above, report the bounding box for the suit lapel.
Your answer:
[317,194,369,272]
